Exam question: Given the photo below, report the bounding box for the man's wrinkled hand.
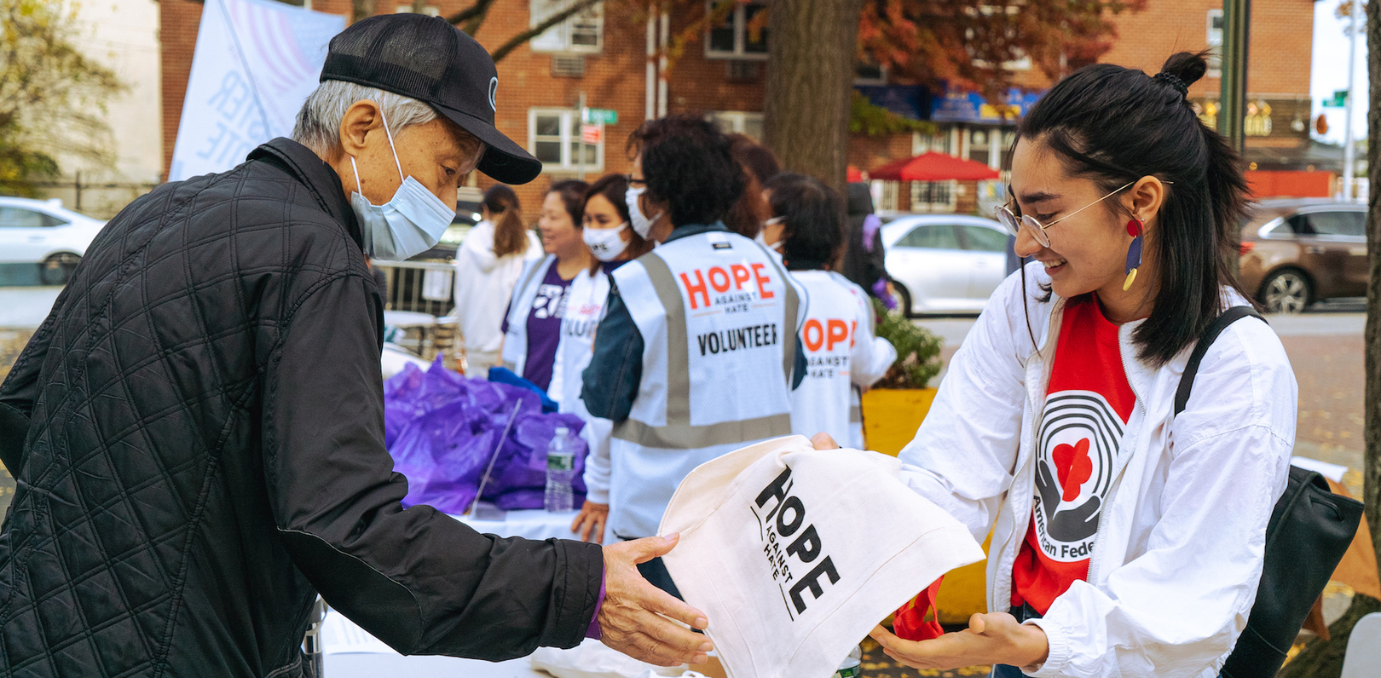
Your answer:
[869,612,1049,671]
[599,534,712,666]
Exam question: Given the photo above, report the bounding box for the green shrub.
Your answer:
[872,299,943,389]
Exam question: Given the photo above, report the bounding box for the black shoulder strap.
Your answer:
[1174,306,1266,416]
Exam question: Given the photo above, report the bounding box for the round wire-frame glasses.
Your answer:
[994,180,1137,248]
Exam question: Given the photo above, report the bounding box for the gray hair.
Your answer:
[291,80,438,157]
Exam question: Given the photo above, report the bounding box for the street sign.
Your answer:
[1324,90,1349,107]
[581,124,603,145]
[581,107,618,125]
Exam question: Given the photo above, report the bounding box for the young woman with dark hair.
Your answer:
[568,173,656,545]
[455,183,540,375]
[767,173,895,449]
[580,114,807,595]
[861,53,1297,677]
[500,179,591,395]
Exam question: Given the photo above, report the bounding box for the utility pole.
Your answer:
[1343,0,1362,201]
[1218,0,1251,152]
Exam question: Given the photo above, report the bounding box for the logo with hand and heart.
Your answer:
[1032,391,1124,562]
[1051,438,1093,503]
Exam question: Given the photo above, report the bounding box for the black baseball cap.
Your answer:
[321,14,541,185]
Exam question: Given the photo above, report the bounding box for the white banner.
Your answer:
[168,0,343,181]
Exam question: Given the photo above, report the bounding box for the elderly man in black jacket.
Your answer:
[0,15,709,677]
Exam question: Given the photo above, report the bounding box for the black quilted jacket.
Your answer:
[0,139,603,677]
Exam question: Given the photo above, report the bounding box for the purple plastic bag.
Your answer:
[383,359,588,513]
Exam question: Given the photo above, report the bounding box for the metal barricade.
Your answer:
[372,261,457,317]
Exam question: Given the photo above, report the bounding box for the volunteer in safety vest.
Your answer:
[501,180,593,398]
[582,115,807,596]
[569,173,656,544]
[764,173,895,447]
[860,54,1296,678]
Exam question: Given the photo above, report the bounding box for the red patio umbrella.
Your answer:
[846,165,864,182]
[869,152,1000,182]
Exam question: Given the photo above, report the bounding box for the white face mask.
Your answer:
[757,216,784,252]
[348,110,457,261]
[625,185,663,239]
[583,221,630,261]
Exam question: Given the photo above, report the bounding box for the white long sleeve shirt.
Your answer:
[453,221,541,354]
[899,262,1296,678]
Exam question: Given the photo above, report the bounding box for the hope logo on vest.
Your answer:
[1031,391,1124,562]
[678,262,776,314]
[750,465,840,619]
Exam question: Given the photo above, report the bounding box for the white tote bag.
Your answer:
[659,435,984,678]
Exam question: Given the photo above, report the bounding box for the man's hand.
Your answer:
[571,501,609,544]
[599,534,712,666]
[869,613,1049,671]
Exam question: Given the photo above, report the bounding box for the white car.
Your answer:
[0,197,106,285]
[881,214,1012,315]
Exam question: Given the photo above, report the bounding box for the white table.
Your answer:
[320,506,589,677]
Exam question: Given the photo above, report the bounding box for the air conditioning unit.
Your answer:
[726,60,761,81]
[551,55,586,78]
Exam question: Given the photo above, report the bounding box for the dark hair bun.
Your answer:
[1160,51,1209,88]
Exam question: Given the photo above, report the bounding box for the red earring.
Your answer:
[1123,218,1144,291]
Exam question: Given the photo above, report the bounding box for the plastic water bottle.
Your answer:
[831,645,863,678]
[544,427,576,512]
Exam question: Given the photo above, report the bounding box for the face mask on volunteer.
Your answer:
[583,221,630,261]
[625,186,663,239]
[348,110,457,261]
[757,216,785,252]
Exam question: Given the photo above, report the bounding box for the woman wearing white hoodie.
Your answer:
[453,184,540,375]
[863,53,1297,678]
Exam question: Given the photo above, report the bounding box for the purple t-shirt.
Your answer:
[518,263,572,391]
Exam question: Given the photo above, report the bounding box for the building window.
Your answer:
[912,129,951,156]
[394,5,439,15]
[910,181,958,214]
[531,0,603,54]
[854,61,887,86]
[528,108,604,171]
[706,0,768,60]
[707,111,764,143]
[1207,9,1223,77]
[967,128,991,166]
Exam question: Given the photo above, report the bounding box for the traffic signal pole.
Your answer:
[1219,0,1251,153]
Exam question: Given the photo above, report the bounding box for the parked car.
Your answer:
[0,196,106,285]
[1238,199,1366,313]
[881,214,1010,315]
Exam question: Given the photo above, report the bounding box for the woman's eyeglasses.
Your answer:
[995,180,1136,248]
[622,174,647,186]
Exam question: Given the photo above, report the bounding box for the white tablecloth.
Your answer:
[320,505,586,676]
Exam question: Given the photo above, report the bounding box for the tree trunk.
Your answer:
[762,0,863,194]
[1279,1,1381,674]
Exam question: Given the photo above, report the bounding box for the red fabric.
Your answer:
[868,152,1001,182]
[893,576,946,640]
[1010,297,1135,615]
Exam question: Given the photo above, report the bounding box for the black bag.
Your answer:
[1174,306,1364,678]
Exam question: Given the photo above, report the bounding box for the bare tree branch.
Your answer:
[490,0,605,62]
[446,0,496,34]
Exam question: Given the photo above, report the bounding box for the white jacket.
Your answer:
[453,221,541,353]
[899,262,1296,678]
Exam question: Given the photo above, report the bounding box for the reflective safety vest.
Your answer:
[787,270,895,448]
[608,229,805,538]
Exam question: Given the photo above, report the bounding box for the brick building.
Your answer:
[160,0,1320,216]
